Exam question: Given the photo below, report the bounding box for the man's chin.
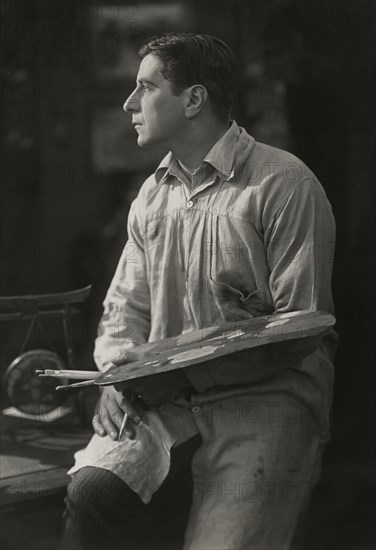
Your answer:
[136,132,166,150]
[137,134,152,148]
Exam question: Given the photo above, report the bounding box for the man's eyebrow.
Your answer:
[137,78,158,87]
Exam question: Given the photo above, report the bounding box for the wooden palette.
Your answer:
[95,310,335,386]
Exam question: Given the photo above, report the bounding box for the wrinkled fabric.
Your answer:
[68,411,177,504]
[61,436,202,550]
[69,120,337,545]
[68,403,199,504]
[183,392,325,550]
[93,119,337,432]
[95,121,336,363]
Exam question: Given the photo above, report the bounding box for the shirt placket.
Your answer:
[182,169,219,329]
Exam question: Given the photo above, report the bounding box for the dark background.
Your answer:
[1,1,375,548]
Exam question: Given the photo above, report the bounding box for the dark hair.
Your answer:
[138,32,236,122]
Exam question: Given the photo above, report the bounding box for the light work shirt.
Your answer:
[73,121,337,503]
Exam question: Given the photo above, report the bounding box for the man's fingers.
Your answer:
[118,394,143,425]
[100,411,119,440]
[92,409,130,440]
[111,349,148,365]
[119,413,135,440]
[92,414,106,437]
[111,355,128,366]
[107,402,125,430]
[111,349,138,365]
[92,387,144,441]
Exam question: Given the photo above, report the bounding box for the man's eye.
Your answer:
[142,85,150,92]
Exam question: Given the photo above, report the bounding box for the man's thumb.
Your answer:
[111,349,138,365]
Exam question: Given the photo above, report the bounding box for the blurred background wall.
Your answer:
[1,1,375,547]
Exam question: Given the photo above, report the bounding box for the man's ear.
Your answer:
[184,85,208,118]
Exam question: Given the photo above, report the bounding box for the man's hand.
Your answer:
[109,348,191,406]
[92,385,143,440]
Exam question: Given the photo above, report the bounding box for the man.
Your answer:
[61,33,337,550]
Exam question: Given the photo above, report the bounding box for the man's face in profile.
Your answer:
[124,54,187,149]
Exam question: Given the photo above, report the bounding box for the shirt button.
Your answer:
[186,200,194,208]
[192,406,200,413]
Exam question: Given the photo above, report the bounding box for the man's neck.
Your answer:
[172,119,230,173]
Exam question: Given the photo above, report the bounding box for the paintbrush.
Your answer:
[118,413,129,441]
[55,379,96,390]
[36,369,100,380]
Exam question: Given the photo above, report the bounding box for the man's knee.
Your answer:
[66,466,138,515]
[61,467,150,550]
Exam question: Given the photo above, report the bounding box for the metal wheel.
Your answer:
[4,350,69,415]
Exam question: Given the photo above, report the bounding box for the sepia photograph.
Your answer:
[1,1,375,549]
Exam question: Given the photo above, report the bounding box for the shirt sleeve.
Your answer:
[264,176,335,314]
[94,197,151,372]
[203,175,336,387]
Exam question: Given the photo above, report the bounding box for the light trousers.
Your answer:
[61,392,326,550]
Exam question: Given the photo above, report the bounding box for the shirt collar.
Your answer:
[155,120,240,184]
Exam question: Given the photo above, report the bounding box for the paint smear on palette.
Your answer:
[275,312,300,319]
[265,319,289,328]
[224,330,245,340]
[177,326,219,345]
[168,345,222,364]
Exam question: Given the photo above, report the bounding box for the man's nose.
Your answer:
[123,90,140,113]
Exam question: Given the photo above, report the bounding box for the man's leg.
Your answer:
[60,466,152,550]
[60,434,201,550]
[183,393,326,550]
[149,433,202,549]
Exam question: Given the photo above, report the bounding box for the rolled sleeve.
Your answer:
[94,198,151,372]
[265,177,336,313]
[204,176,336,387]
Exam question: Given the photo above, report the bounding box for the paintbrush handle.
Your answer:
[56,379,96,390]
[118,413,129,440]
[38,369,100,380]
